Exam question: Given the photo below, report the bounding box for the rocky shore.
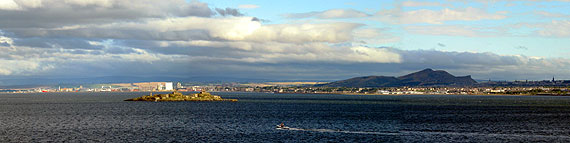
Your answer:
[125,91,237,102]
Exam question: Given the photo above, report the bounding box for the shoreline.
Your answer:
[269,92,570,96]
[1,91,569,97]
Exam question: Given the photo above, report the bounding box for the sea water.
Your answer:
[1,92,570,142]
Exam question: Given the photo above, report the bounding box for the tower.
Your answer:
[553,76,555,83]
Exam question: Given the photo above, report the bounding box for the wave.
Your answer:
[277,127,570,138]
[401,131,570,139]
[276,127,399,135]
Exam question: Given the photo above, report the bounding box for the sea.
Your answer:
[1,92,570,142]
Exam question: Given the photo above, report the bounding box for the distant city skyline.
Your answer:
[0,0,569,85]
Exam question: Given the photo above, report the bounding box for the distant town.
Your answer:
[0,79,569,96]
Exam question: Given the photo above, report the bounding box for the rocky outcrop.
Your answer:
[125,91,237,102]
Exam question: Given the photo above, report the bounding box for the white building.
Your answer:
[164,82,173,91]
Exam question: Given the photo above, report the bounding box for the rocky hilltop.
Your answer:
[319,68,477,87]
[397,68,477,86]
[125,91,237,102]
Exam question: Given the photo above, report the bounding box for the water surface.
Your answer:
[1,92,570,142]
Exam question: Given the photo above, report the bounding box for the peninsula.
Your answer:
[125,91,237,102]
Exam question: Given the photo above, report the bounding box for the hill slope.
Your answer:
[319,68,477,87]
[398,68,477,86]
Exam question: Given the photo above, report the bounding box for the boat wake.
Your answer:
[276,127,399,135]
[277,127,570,139]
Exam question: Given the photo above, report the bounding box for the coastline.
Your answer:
[270,92,570,96]
[1,90,569,97]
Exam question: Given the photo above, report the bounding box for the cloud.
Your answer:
[0,59,50,76]
[0,36,405,78]
[0,40,182,77]
[404,25,503,37]
[0,35,14,47]
[446,0,570,3]
[395,49,570,80]
[132,40,402,63]
[9,16,362,43]
[515,20,570,37]
[401,1,449,7]
[353,28,401,44]
[405,20,569,38]
[284,9,370,19]
[238,4,259,9]
[535,11,570,18]
[534,20,570,37]
[0,0,213,29]
[1,0,569,83]
[375,7,507,24]
[215,8,244,17]
[1,33,569,80]
[13,38,105,50]
[0,0,390,79]
[0,0,22,10]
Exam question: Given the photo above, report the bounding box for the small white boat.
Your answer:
[276,123,290,129]
[276,125,290,129]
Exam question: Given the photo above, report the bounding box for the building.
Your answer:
[164,82,173,91]
[176,82,183,89]
[133,82,174,91]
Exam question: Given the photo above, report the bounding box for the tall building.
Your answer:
[165,82,173,91]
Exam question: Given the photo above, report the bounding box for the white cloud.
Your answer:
[16,17,362,43]
[0,0,568,81]
[0,0,214,29]
[238,4,259,9]
[398,49,570,80]
[402,1,448,7]
[61,0,114,7]
[350,46,402,63]
[0,59,43,75]
[0,0,22,10]
[13,0,44,9]
[353,28,401,44]
[0,44,53,75]
[249,22,362,43]
[375,7,507,24]
[404,25,502,37]
[446,0,570,3]
[0,41,186,76]
[404,20,570,38]
[535,11,570,18]
[151,40,402,63]
[514,20,570,37]
[284,9,370,19]
[532,20,570,37]
[0,35,15,47]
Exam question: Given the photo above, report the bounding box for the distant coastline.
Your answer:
[0,91,570,96]
[272,92,570,96]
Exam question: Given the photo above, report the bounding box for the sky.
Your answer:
[0,0,569,85]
